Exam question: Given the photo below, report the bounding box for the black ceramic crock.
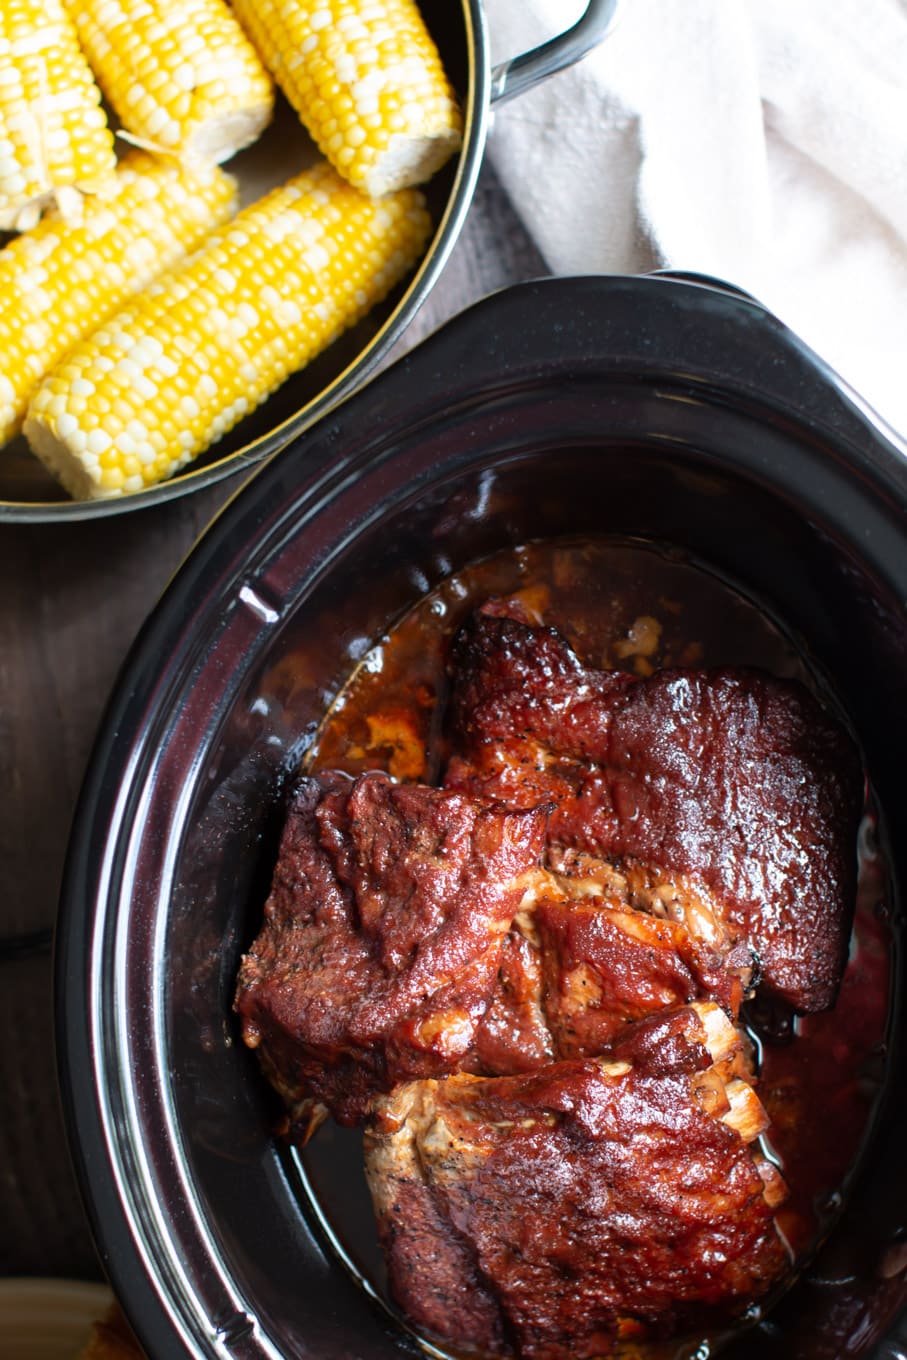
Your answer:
[56,275,907,1359]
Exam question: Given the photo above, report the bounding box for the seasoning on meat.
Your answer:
[234,770,547,1126]
[365,1003,789,1358]
[444,604,863,1013]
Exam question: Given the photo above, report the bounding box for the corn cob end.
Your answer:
[360,121,461,198]
[0,150,236,450]
[184,104,273,167]
[23,413,110,500]
[61,0,275,167]
[231,0,462,196]
[1,194,46,233]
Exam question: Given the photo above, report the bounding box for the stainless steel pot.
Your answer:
[1,0,620,521]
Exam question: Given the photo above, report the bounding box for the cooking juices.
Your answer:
[294,536,891,1358]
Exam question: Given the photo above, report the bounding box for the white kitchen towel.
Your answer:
[485,0,907,441]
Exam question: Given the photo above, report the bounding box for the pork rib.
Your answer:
[365,1003,788,1359]
[445,607,862,1012]
[234,771,547,1125]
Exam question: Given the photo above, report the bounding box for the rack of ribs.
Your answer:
[365,1003,787,1358]
[444,604,863,1014]
[234,770,547,1127]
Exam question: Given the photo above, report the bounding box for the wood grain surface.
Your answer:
[0,162,546,1277]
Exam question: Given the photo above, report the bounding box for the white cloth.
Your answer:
[485,0,907,441]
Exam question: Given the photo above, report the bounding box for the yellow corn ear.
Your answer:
[0,151,236,448]
[0,0,117,231]
[25,161,432,500]
[231,0,462,196]
[62,0,274,165]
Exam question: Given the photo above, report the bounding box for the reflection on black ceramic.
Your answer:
[56,276,907,1359]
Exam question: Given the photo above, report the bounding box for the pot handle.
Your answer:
[489,0,623,107]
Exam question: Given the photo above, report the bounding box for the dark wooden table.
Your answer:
[0,162,545,1281]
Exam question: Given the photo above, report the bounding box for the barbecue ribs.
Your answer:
[444,605,862,1012]
[234,770,547,1126]
[365,1003,788,1358]
[464,849,747,1073]
[235,595,863,1357]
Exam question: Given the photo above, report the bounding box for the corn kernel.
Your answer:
[0,0,117,230]
[61,0,274,164]
[24,160,431,501]
[231,0,461,195]
[0,151,235,446]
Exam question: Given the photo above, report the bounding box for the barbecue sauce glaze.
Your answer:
[296,536,890,1357]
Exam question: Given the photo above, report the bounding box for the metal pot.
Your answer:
[1,0,620,521]
[57,274,907,1357]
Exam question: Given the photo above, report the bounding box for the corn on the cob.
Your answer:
[0,151,236,448]
[0,0,117,231]
[231,0,461,196]
[61,0,274,165]
[25,160,432,500]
